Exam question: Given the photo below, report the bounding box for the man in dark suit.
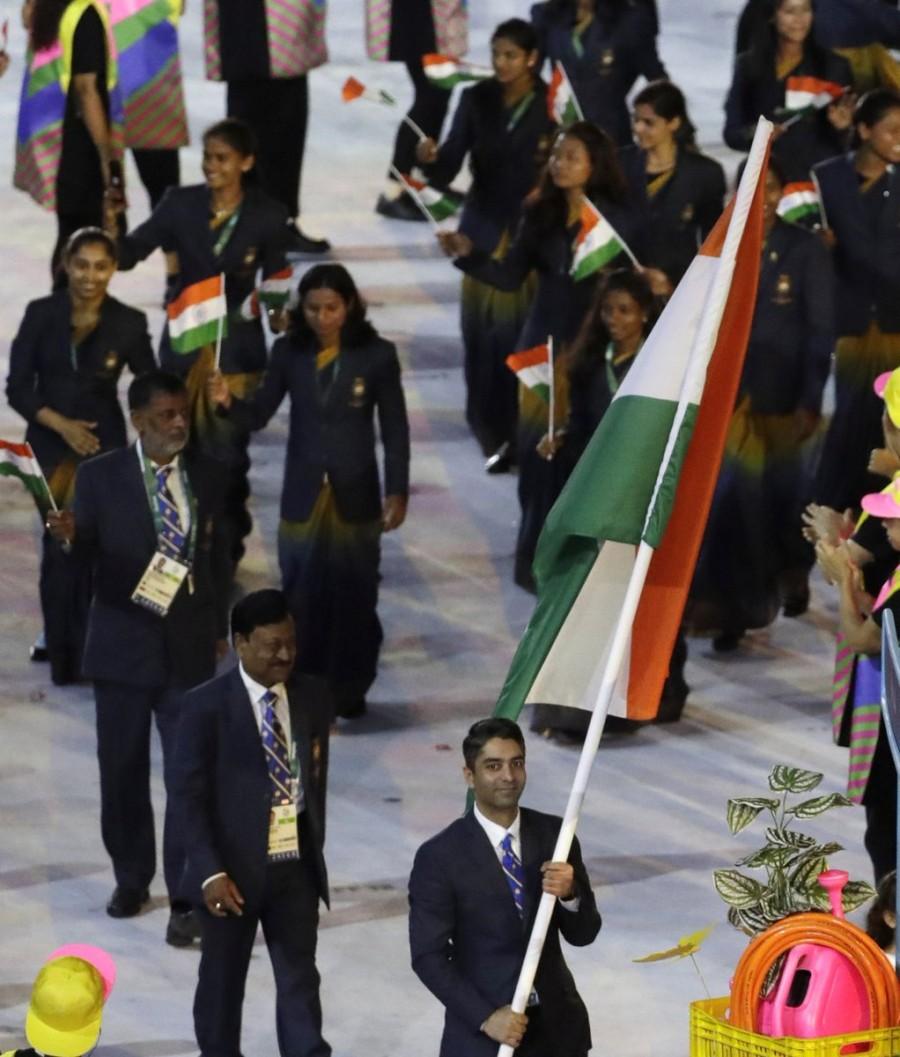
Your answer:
[48,370,229,944]
[174,589,332,1057]
[409,718,602,1057]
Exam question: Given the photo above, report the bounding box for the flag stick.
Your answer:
[214,273,225,370]
[402,114,428,141]
[33,454,58,514]
[810,169,829,230]
[547,336,555,445]
[388,164,440,229]
[495,115,774,1057]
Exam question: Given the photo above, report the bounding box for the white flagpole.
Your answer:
[214,272,225,371]
[32,447,59,514]
[810,169,829,230]
[547,336,555,445]
[495,116,773,1057]
[388,164,440,230]
[402,114,428,141]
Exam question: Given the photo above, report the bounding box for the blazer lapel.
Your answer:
[228,668,268,776]
[519,809,546,929]
[462,812,524,930]
[122,445,158,552]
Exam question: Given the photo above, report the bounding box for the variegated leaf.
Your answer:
[714,869,766,908]
[792,793,853,818]
[764,827,815,849]
[727,797,780,834]
[769,765,823,793]
[841,880,877,912]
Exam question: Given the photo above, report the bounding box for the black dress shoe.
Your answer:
[712,631,744,653]
[166,908,201,948]
[375,192,427,222]
[339,699,367,720]
[106,886,149,918]
[30,644,49,662]
[485,442,514,475]
[285,226,331,255]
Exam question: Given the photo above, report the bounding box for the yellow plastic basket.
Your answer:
[690,998,900,1056]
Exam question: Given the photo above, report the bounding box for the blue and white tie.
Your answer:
[155,466,185,558]
[500,833,525,919]
[261,690,299,861]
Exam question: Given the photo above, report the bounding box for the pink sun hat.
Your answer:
[45,945,116,1001]
[874,369,900,428]
[861,479,900,520]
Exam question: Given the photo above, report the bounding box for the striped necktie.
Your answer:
[260,689,300,862]
[155,465,185,559]
[500,833,526,918]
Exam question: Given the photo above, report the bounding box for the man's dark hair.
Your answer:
[128,370,187,412]
[463,718,526,769]
[231,589,291,641]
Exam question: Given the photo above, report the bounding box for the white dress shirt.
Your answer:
[136,438,191,536]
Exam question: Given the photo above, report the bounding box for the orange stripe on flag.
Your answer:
[698,199,732,258]
[507,345,549,372]
[626,147,769,720]
[167,276,223,320]
[786,75,840,94]
[0,439,34,458]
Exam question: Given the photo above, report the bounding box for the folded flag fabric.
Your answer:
[547,61,583,126]
[777,180,821,224]
[399,174,461,222]
[570,197,631,280]
[493,121,771,723]
[341,75,395,106]
[237,267,295,321]
[0,439,52,514]
[422,53,491,89]
[782,75,844,114]
[506,345,551,401]
[167,275,228,353]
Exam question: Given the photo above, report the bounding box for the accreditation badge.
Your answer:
[131,551,189,616]
[268,801,301,860]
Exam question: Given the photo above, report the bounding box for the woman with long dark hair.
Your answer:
[15,0,124,284]
[621,80,726,288]
[439,121,646,589]
[813,89,900,511]
[111,117,289,568]
[530,0,665,145]
[416,18,554,473]
[207,264,410,719]
[725,0,854,181]
[6,227,154,683]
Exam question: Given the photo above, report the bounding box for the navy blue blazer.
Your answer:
[116,184,289,375]
[6,292,154,475]
[813,153,900,337]
[740,218,835,414]
[409,807,601,1057]
[620,145,726,285]
[724,49,852,181]
[531,0,666,145]
[424,78,554,255]
[174,666,331,912]
[72,444,230,688]
[229,332,410,523]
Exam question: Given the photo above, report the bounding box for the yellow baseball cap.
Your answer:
[874,370,900,428]
[25,957,104,1057]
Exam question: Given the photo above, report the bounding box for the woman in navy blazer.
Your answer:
[6,227,153,684]
[208,264,410,719]
[813,89,900,510]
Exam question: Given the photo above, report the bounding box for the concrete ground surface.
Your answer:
[0,1,876,1055]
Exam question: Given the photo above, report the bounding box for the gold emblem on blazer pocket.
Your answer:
[349,377,367,407]
[773,273,793,304]
[243,247,258,267]
[680,203,695,224]
[104,351,119,371]
[598,48,615,72]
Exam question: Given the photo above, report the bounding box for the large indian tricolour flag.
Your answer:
[494,118,772,724]
[167,275,228,354]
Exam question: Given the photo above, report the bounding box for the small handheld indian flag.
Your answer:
[422,53,492,89]
[547,61,584,126]
[0,439,55,515]
[237,267,295,321]
[506,344,552,402]
[167,275,228,355]
[777,180,822,225]
[342,76,396,107]
[571,197,638,280]
[390,167,461,225]
[782,76,844,116]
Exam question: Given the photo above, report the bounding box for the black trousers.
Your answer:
[388,60,451,179]
[227,77,308,220]
[40,531,91,686]
[517,1006,587,1057]
[194,857,330,1057]
[94,679,187,906]
[863,723,898,883]
[131,148,181,209]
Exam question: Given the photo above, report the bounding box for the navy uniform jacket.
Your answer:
[620,145,726,285]
[6,292,154,475]
[813,153,900,336]
[116,184,289,375]
[424,78,554,254]
[724,50,852,181]
[230,332,410,523]
[409,807,602,1057]
[456,198,643,350]
[531,0,666,145]
[740,218,835,414]
[174,666,331,913]
[73,445,230,688]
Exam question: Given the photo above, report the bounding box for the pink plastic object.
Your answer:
[756,870,870,1039]
[46,944,117,1000]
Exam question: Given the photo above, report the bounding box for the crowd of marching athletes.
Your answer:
[5,0,900,925]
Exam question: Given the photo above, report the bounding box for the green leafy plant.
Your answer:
[713,764,876,936]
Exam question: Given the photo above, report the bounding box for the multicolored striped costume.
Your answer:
[203,0,327,80]
[365,0,467,61]
[14,0,123,210]
[109,0,188,149]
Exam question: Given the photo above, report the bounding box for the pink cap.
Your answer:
[861,483,900,520]
[45,945,116,1001]
[874,370,900,428]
